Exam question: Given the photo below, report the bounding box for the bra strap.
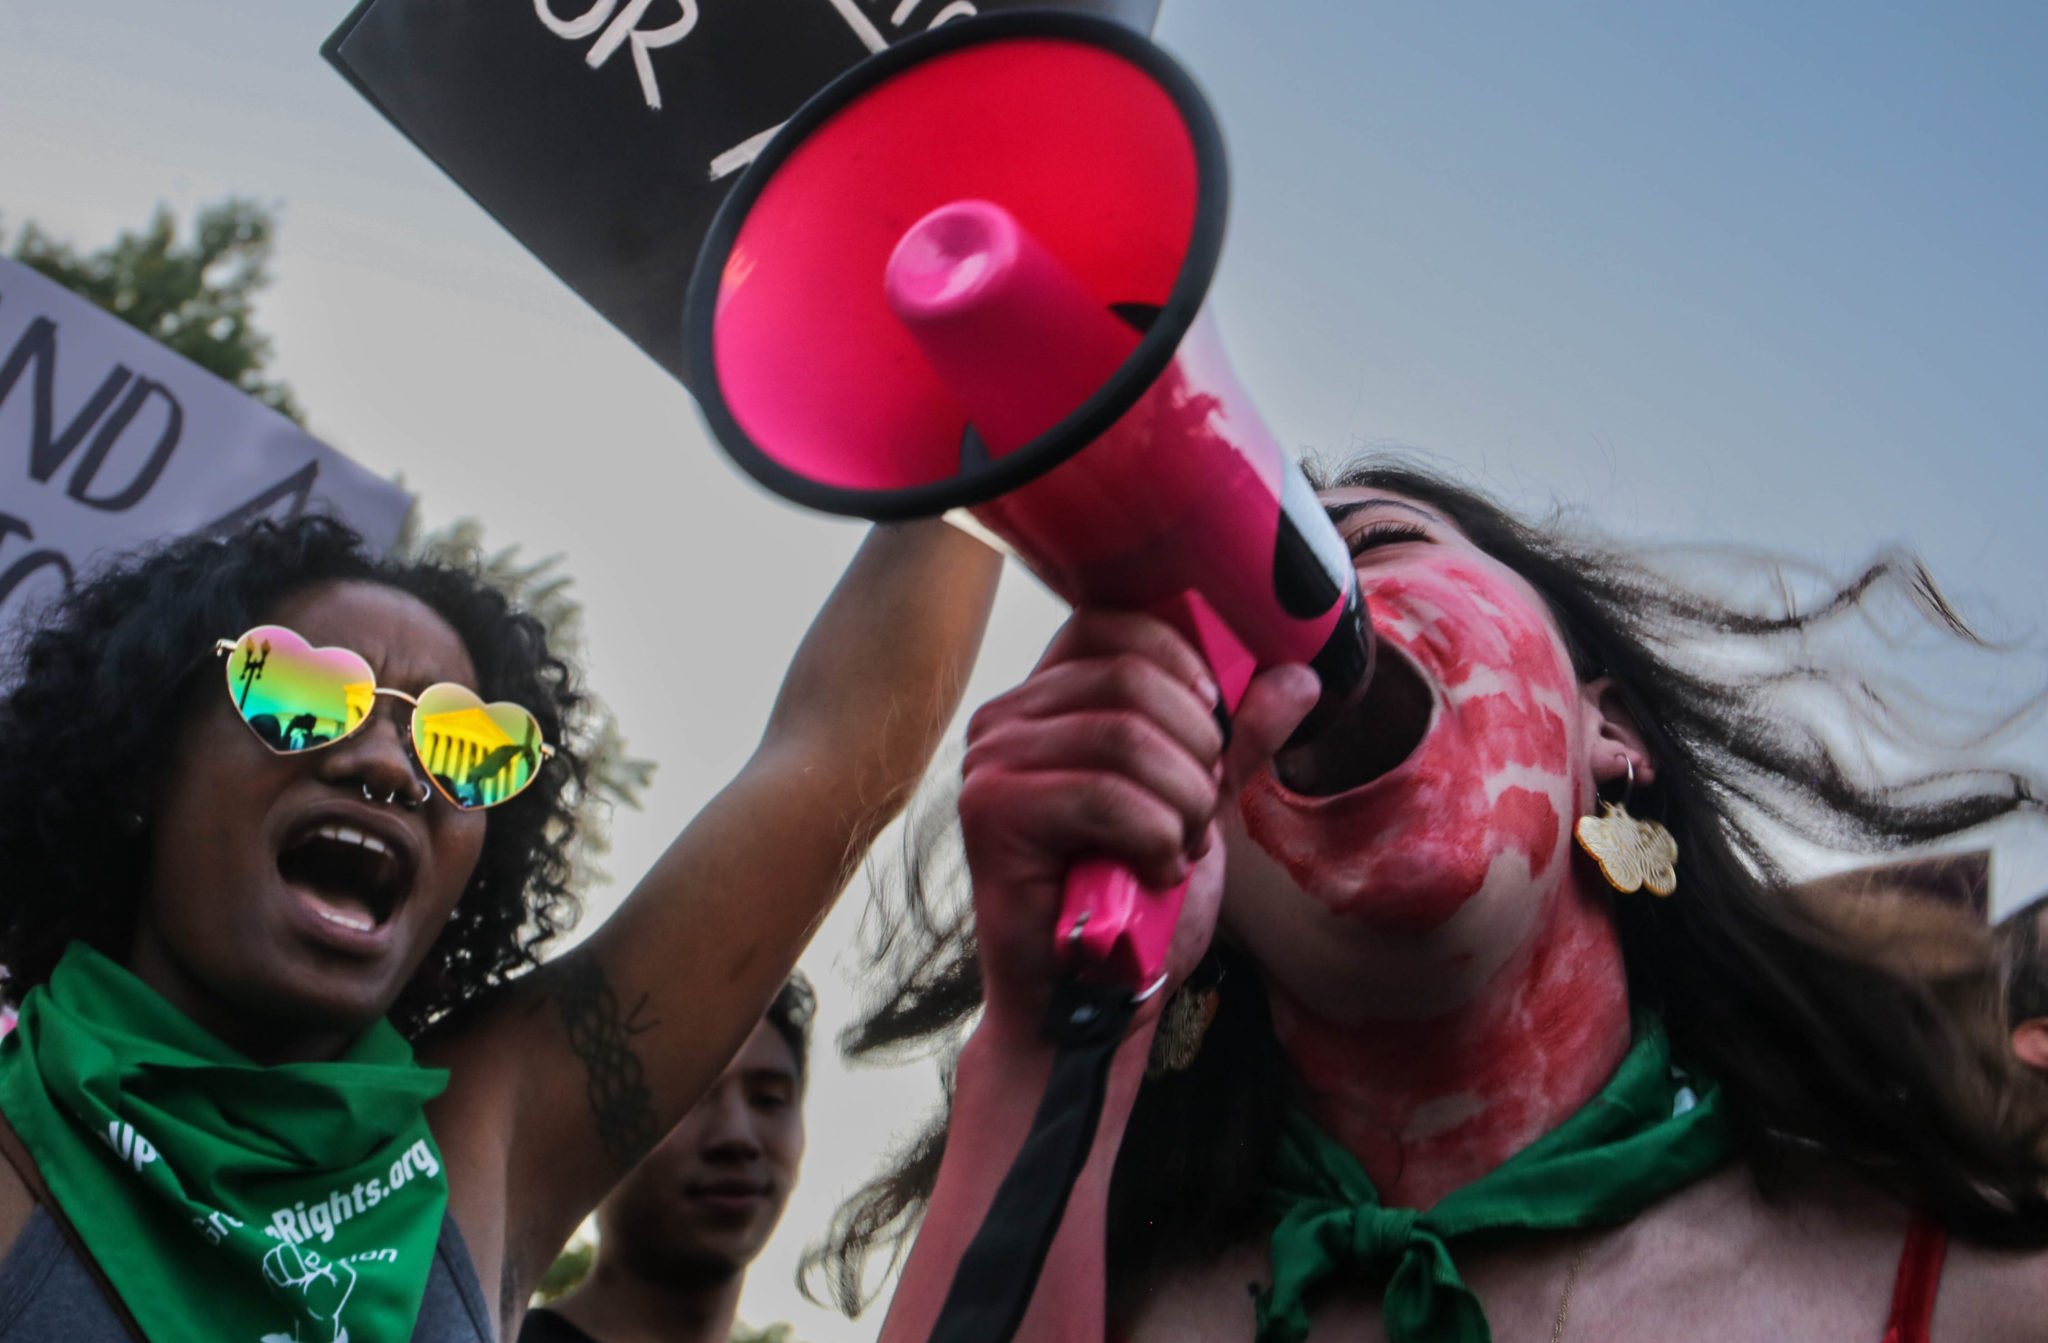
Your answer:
[1881,1210,1947,1343]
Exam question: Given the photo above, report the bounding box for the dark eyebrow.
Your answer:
[1324,498,1443,527]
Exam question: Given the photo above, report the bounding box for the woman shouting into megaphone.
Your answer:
[818,460,2048,1343]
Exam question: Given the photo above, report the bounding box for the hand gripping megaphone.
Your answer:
[684,11,1371,997]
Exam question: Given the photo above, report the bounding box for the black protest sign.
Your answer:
[324,0,1162,394]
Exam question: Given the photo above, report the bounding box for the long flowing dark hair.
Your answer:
[805,457,2048,1315]
[0,514,590,1037]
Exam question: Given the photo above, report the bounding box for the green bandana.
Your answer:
[0,944,451,1343]
[1255,1021,1734,1343]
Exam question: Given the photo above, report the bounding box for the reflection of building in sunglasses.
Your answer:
[214,624,554,811]
[416,707,540,809]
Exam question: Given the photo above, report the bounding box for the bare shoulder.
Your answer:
[1112,1161,2018,1343]
[1934,1232,2048,1343]
[1633,1161,1909,1341]
[1730,1160,2048,1343]
[1615,1159,2048,1343]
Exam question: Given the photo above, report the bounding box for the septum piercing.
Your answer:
[361,781,430,811]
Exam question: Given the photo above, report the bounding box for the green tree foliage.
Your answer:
[529,1235,595,1306]
[730,1325,798,1343]
[8,200,304,423]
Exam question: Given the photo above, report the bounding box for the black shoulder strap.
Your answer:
[926,981,1137,1343]
[0,1106,148,1341]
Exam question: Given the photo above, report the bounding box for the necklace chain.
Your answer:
[1548,1243,1591,1343]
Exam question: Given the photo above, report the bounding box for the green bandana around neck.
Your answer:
[0,944,452,1343]
[1254,1020,1734,1343]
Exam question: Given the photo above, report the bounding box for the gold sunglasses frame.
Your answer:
[213,628,556,811]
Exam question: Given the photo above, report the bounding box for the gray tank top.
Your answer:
[0,1206,495,1342]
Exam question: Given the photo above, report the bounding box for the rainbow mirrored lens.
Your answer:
[411,682,546,811]
[219,625,550,810]
[224,626,376,753]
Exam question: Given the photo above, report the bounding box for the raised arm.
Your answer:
[426,519,1000,1313]
[881,612,1316,1343]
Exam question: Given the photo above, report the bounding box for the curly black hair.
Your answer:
[0,513,589,1037]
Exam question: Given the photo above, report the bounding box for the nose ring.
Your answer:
[362,782,430,811]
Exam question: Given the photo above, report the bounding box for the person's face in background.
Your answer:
[598,1018,806,1282]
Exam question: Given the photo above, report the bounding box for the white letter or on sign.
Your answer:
[587,0,698,111]
[533,0,616,41]
[535,0,696,111]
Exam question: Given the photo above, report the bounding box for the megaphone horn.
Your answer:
[686,11,1372,990]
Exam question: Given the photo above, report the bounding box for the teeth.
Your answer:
[312,905,376,933]
[311,823,394,858]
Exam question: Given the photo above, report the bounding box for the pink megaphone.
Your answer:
[686,12,1372,993]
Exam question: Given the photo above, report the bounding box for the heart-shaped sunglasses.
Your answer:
[215,624,554,811]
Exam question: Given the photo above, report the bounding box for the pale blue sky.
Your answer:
[4,3,2045,1334]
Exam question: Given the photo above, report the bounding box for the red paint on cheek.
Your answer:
[1457,697,1568,769]
[1490,789,1561,876]
[1240,555,1584,930]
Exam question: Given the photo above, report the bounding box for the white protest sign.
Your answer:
[0,256,413,634]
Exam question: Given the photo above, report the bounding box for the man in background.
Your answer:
[522,975,813,1343]
[1997,894,2048,1075]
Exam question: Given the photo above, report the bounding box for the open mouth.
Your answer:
[277,821,414,933]
[1272,644,1436,798]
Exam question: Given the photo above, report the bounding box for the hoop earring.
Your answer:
[1573,757,1679,897]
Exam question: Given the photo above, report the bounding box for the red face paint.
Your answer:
[1239,549,1577,934]
[1224,490,1637,1203]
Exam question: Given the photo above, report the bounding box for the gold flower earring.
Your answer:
[1574,757,1678,897]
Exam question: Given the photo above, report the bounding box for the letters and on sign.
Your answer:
[0,256,413,634]
[324,0,1161,393]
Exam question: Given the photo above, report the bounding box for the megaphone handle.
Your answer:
[1052,590,1258,992]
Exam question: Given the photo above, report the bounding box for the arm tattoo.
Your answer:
[550,957,661,1169]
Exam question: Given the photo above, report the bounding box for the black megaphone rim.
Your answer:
[683,8,1230,523]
